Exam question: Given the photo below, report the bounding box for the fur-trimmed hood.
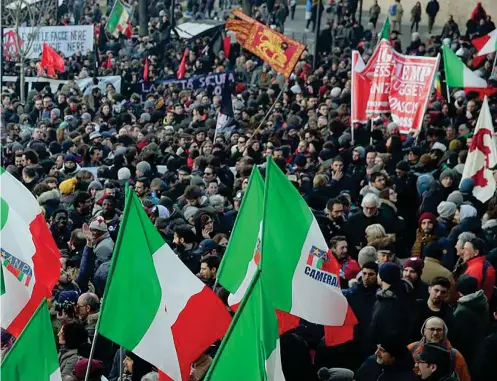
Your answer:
[368,234,396,249]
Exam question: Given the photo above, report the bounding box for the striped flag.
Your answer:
[97,187,231,381]
[106,0,131,37]
[0,168,61,338]
[1,300,62,381]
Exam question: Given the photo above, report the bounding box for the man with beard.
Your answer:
[173,224,200,274]
[403,257,429,303]
[199,255,221,292]
[50,208,72,254]
[411,213,438,258]
[331,236,360,284]
[321,198,345,241]
[411,277,454,344]
[69,191,93,229]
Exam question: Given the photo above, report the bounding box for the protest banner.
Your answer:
[1,76,121,95]
[389,52,439,134]
[141,72,236,100]
[351,40,439,134]
[3,26,94,59]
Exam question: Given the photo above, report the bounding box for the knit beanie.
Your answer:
[403,257,424,276]
[460,178,475,194]
[353,146,366,159]
[459,204,477,221]
[448,140,462,152]
[447,190,463,206]
[437,201,457,219]
[317,367,354,381]
[379,262,401,285]
[59,178,78,195]
[358,246,377,267]
[87,180,103,192]
[418,212,436,227]
[378,335,409,358]
[439,169,455,182]
[136,160,152,175]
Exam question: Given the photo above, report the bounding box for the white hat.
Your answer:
[330,87,342,98]
[89,216,107,232]
[432,142,447,152]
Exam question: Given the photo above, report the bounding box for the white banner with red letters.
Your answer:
[352,40,439,134]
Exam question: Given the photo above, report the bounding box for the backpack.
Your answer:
[389,3,397,16]
[411,342,456,370]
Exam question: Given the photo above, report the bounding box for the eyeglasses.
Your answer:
[204,172,213,176]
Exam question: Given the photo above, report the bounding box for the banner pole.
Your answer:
[492,53,497,80]
[247,84,286,141]
[370,118,374,146]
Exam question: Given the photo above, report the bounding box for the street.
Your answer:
[283,5,444,51]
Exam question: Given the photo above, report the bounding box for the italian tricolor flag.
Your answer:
[0,168,61,338]
[219,160,347,326]
[97,188,231,381]
[106,0,131,37]
[1,299,62,381]
[204,269,285,381]
[443,44,497,97]
[261,159,347,326]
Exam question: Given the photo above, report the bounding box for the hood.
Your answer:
[482,219,497,230]
[417,174,435,197]
[453,163,465,175]
[368,234,396,249]
[380,199,397,213]
[458,290,488,311]
[61,163,82,176]
[38,189,60,205]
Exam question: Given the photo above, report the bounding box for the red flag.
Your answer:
[223,35,231,58]
[471,34,489,68]
[177,49,188,79]
[40,43,64,78]
[106,54,113,69]
[324,305,358,346]
[124,21,133,39]
[143,58,149,82]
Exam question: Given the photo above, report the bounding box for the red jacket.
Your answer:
[464,256,496,301]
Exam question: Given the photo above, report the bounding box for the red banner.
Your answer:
[227,9,306,79]
[352,40,439,134]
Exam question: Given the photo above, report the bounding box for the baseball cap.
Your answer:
[193,239,218,256]
[89,131,101,140]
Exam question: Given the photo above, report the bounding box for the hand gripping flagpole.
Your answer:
[84,327,99,381]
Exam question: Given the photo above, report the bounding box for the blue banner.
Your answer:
[141,72,236,100]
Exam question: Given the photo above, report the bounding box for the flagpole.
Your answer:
[445,78,451,104]
[119,346,124,380]
[84,329,99,381]
[247,84,286,141]
[492,53,497,80]
[84,185,133,381]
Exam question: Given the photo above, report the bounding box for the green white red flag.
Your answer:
[97,187,231,381]
[0,168,61,338]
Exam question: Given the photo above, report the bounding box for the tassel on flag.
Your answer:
[40,43,65,78]
[177,49,188,79]
[143,57,149,82]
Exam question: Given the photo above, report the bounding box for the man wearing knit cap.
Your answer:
[355,334,417,381]
[369,263,416,355]
[411,212,438,257]
[436,201,456,236]
[403,257,429,303]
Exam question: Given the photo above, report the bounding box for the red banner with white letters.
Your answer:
[352,40,439,134]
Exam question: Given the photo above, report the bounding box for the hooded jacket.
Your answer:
[408,318,470,381]
[452,290,489,369]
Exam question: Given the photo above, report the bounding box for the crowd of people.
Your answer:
[2,0,497,380]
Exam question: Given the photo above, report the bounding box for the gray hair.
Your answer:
[362,193,380,208]
[209,194,225,209]
[457,232,476,248]
[80,292,100,312]
[141,372,159,381]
